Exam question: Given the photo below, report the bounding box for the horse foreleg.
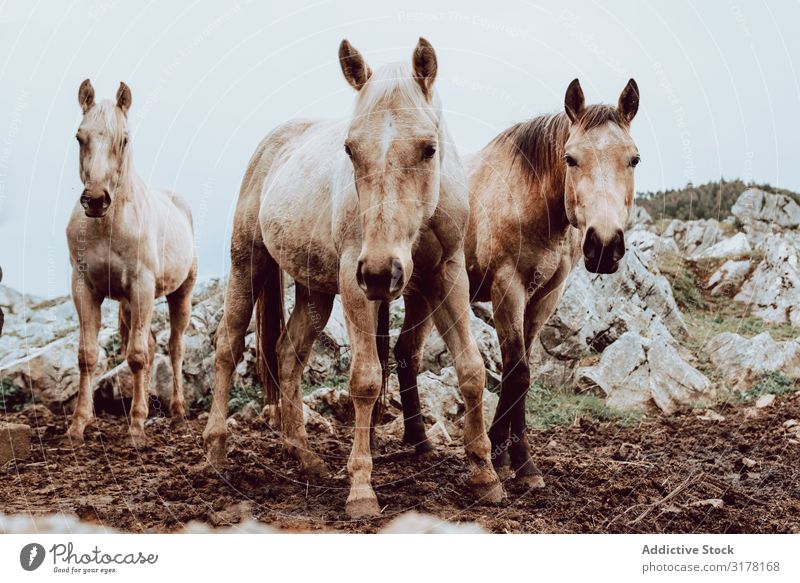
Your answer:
[203,259,266,468]
[431,254,503,503]
[166,261,197,424]
[66,275,103,444]
[506,281,568,489]
[394,291,433,454]
[277,283,333,478]
[126,281,156,447]
[488,266,528,480]
[341,264,383,518]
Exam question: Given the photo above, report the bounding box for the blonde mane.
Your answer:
[353,62,441,127]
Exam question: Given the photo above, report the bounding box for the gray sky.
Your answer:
[1,0,798,297]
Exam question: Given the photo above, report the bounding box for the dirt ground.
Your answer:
[2,392,799,533]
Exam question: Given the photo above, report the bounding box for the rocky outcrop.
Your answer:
[706,331,800,391]
[530,247,689,388]
[575,332,713,414]
[732,188,800,229]
[734,233,800,325]
[690,232,751,260]
[706,259,752,296]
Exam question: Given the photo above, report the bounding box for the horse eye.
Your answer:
[422,145,437,160]
[564,154,577,167]
[344,144,353,158]
[630,155,641,168]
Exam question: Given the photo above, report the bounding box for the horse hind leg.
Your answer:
[393,291,434,455]
[276,283,334,478]
[202,248,269,468]
[165,261,197,425]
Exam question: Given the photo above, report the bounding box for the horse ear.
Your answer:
[339,40,371,91]
[618,78,639,123]
[564,78,585,123]
[412,37,437,98]
[78,79,95,113]
[116,82,132,115]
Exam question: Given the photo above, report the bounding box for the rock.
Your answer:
[741,456,757,468]
[303,403,335,435]
[627,229,680,262]
[575,332,713,414]
[95,354,174,407]
[706,332,800,391]
[698,409,726,422]
[0,423,32,465]
[531,247,689,387]
[732,188,800,229]
[303,386,353,423]
[631,205,653,226]
[735,233,800,325]
[0,335,107,411]
[706,259,751,296]
[663,219,722,257]
[20,404,54,426]
[755,394,775,408]
[690,232,751,260]
[691,498,724,509]
[784,419,798,429]
[380,511,486,534]
[423,312,501,379]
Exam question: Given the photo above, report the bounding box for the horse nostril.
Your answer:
[80,192,91,207]
[613,229,625,262]
[583,226,599,259]
[356,260,366,290]
[389,258,404,294]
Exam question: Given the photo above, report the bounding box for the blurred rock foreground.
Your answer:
[2,187,799,424]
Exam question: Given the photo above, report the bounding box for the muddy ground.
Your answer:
[1,392,799,533]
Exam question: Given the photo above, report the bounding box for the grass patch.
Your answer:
[525,383,642,429]
[301,373,349,396]
[657,252,705,310]
[196,383,263,413]
[740,372,798,402]
[0,378,32,412]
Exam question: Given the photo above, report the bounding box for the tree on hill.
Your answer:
[636,179,799,222]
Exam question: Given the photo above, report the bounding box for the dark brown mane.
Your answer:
[494,104,625,185]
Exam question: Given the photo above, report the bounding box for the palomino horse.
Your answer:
[66,80,197,446]
[395,79,640,486]
[202,38,502,518]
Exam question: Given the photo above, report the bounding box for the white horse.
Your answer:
[203,39,503,518]
[66,80,197,446]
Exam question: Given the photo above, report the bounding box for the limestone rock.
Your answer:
[690,232,751,260]
[734,233,800,325]
[706,331,800,391]
[575,332,713,414]
[706,259,751,296]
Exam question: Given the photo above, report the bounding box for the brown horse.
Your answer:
[396,78,640,485]
[202,38,502,518]
[65,80,197,446]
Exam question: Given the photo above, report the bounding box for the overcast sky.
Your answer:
[1,0,798,297]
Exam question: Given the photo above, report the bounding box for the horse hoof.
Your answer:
[299,455,330,480]
[514,474,545,489]
[64,430,85,447]
[471,479,505,505]
[129,432,148,448]
[414,439,435,457]
[346,496,381,519]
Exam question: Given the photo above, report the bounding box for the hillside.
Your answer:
[636,179,800,222]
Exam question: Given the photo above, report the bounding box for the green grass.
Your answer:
[740,372,798,402]
[301,373,349,396]
[196,383,263,413]
[525,383,642,429]
[0,378,32,412]
[657,252,706,310]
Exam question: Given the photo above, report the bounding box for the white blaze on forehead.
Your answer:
[379,113,395,161]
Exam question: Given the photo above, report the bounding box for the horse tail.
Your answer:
[374,300,391,423]
[256,255,284,405]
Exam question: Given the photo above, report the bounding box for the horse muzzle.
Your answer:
[583,226,625,274]
[80,189,112,218]
[356,257,406,302]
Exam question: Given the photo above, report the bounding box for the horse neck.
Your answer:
[524,114,570,234]
[114,153,147,209]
